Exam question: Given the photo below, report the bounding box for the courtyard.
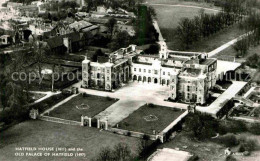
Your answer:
[72,82,188,126]
[116,104,185,135]
[47,94,118,121]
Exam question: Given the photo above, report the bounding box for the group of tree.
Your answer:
[132,5,158,46]
[143,44,160,55]
[0,36,51,125]
[84,0,144,12]
[92,49,108,62]
[232,12,260,67]
[94,136,159,161]
[93,143,133,161]
[39,1,80,21]
[176,10,244,49]
[106,5,158,50]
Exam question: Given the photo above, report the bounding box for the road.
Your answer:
[207,31,253,58]
[147,3,220,12]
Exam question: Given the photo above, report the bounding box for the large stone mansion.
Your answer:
[82,42,217,105]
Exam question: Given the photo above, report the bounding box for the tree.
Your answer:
[94,143,133,161]
[92,49,107,62]
[105,18,117,39]
[108,31,131,50]
[85,0,95,12]
[113,143,132,161]
[185,113,219,140]
[176,18,198,49]
[134,5,158,45]
[144,44,160,54]
[30,37,50,87]
[95,147,113,161]
[246,53,260,68]
[233,38,249,57]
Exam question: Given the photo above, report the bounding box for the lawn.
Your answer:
[216,40,260,60]
[117,104,185,135]
[152,4,247,52]
[28,92,47,103]
[167,23,247,52]
[0,120,140,161]
[154,5,218,32]
[48,94,118,121]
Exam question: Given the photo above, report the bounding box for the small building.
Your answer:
[45,32,90,54]
[0,35,12,46]
[69,20,99,35]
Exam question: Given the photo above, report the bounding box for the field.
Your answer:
[0,120,140,161]
[48,94,118,121]
[154,5,218,31]
[152,3,247,52]
[117,104,185,135]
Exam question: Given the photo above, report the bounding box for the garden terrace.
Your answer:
[116,104,185,135]
[48,94,118,121]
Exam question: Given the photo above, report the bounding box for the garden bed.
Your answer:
[116,104,185,135]
[48,94,118,121]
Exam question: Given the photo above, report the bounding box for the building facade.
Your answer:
[82,44,217,105]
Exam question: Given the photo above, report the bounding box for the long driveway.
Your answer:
[147,3,220,12]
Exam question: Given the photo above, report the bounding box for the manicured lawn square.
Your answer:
[117,104,185,135]
[48,94,118,121]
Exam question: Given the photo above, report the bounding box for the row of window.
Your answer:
[133,68,171,76]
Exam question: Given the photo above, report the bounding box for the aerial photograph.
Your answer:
[0,0,260,161]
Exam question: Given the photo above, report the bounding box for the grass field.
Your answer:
[152,3,247,52]
[154,5,218,30]
[0,120,140,161]
[117,104,185,135]
[48,94,118,121]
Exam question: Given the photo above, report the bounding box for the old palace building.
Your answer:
[82,42,217,105]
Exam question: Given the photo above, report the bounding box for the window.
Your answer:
[168,72,170,76]
[134,68,136,71]
[163,72,165,75]
[187,86,190,92]
[144,69,146,73]
[154,70,158,74]
[107,70,110,73]
[97,73,100,79]
[148,70,151,73]
[139,68,141,72]
[107,77,109,80]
